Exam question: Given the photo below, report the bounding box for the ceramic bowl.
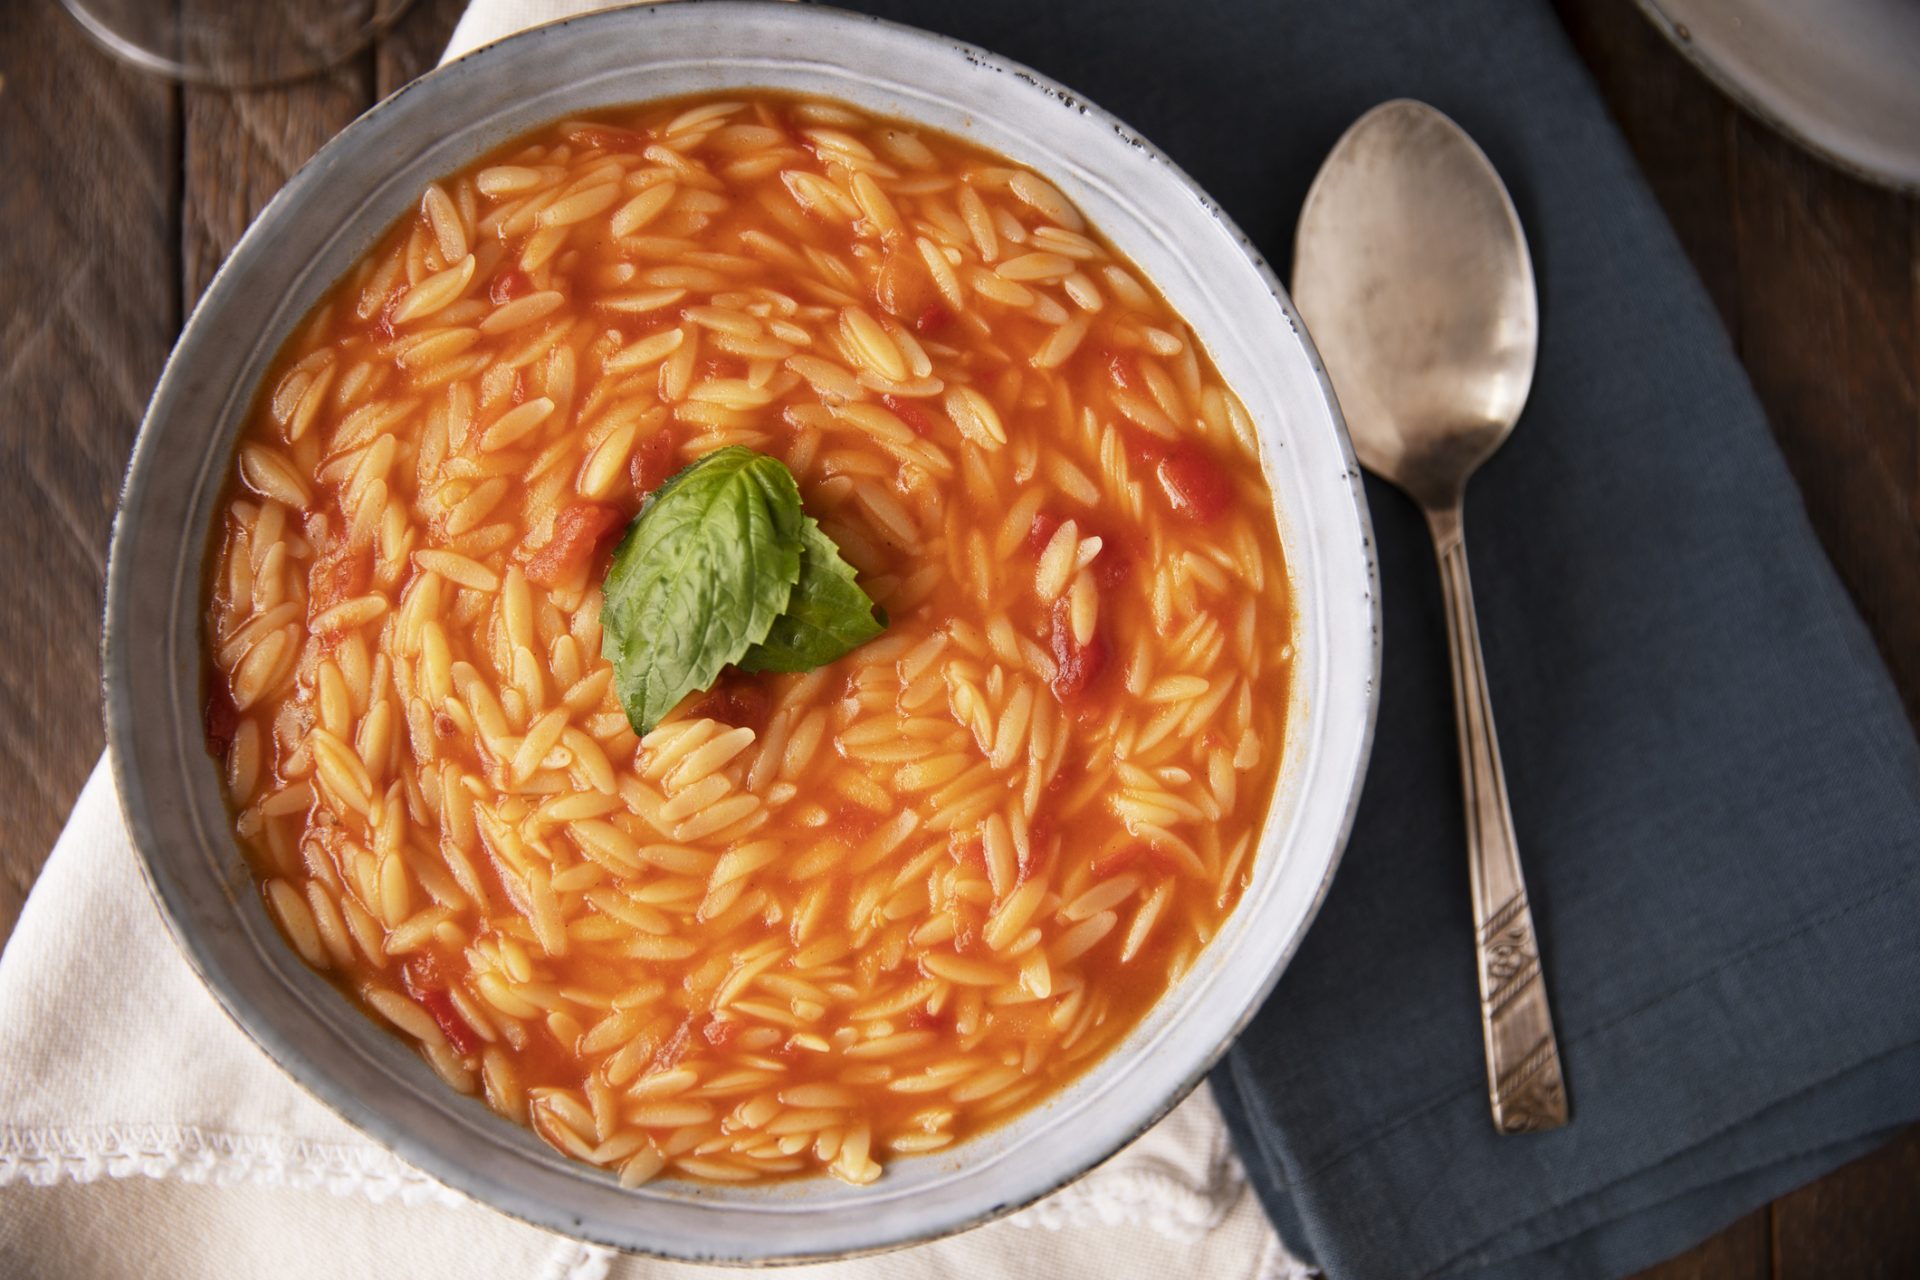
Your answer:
[104,1,1377,1261]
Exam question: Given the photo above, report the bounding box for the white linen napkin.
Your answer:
[0,7,1312,1276]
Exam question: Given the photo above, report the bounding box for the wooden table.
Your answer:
[0,1,1913,1273]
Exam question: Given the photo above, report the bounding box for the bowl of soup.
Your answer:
[105,0,1377,1261]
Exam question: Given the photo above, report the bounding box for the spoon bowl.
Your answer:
[1292,100,1569,1133]
[1294,100,1538,509]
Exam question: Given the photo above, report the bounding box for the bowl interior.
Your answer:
[105,1,1377,1261]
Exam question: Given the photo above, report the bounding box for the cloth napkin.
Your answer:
[1075,2,1920,1279]
[0,4,1305,1277]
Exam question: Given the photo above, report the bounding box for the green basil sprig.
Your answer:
[598,447,884,733]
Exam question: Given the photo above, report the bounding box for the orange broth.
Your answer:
[204,91,1294,1186]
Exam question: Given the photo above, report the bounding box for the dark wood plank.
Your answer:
[175,0,464,312]
[375,0,468,99]
[1726,112,1920,727]
[180,52,370,306]
[1772,1127,1920,1277]
[1633,1210,1771,1280]
[0,0,462,953]
[0,4,178,944]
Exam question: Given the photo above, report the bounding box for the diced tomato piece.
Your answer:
[367,290,404,344]
[1020,812,1057,884]
[702,1016,740,1050]
[1027,811,1056,854]
[1156,442,1231,523]
[524,502,625,587]
[399,955,480,1057]
[419,988,482,1056]
[1120,425,1169,468]
[489,268,531,305]
[915,303,952,336]
[690,676,771,732]
[402,953,445,991]
[950,908,982,955]
[205,683,241,757]
[905,1007,948,1032]
[1026,509,1061,555]
[881,393,934,437]
[652,1015,696,1073]
[433,712,458,739]
[630,428,679,501]
[308,542,373,613]
[1048,598,1110,703]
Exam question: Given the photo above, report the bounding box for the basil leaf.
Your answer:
[741,516,887,673]
[599,447,803,733]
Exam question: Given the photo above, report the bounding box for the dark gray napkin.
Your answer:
[847,0,1920,1276]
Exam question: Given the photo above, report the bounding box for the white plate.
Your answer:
[1637,0,1920,192]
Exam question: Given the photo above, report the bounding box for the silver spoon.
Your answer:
[1293,100,1568,1133]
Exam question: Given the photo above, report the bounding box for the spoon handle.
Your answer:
[1427,504,1569,1134]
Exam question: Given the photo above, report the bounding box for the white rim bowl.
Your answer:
[104,1,1378,1261]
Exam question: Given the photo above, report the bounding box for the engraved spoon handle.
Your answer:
[1427,503,1569,1133]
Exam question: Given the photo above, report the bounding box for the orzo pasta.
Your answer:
[204,92,1293,1187]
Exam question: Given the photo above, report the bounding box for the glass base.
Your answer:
[60,0,417,89]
